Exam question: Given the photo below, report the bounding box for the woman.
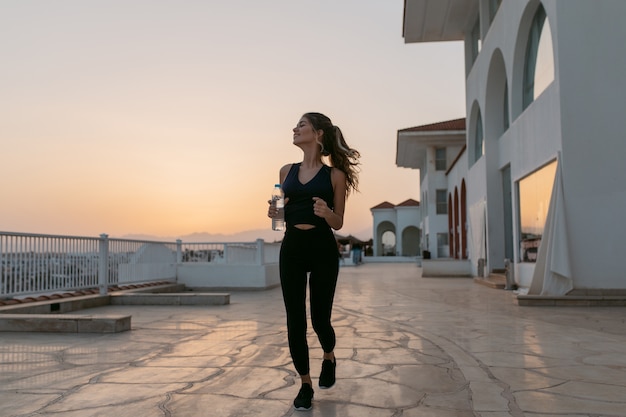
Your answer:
[267,112,360,411]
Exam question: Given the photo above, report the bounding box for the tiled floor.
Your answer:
[2,263,626,416]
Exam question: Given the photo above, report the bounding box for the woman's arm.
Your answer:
[279,164,291,185]
[268,164,292,219]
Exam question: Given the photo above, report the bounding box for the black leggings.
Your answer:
[279,226,339,376]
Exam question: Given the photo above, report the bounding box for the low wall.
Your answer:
[177,263,280,290]
[362,256,418,264]
[422,259,472,277]
[118,263,177,283]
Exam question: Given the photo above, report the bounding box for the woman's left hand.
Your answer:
[312,197,332,219]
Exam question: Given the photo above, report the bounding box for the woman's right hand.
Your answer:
[267,200,277,218]
[267,198,288,218]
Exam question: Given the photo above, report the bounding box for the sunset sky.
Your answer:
[1,0,465,240]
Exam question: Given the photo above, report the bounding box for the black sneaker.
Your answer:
[319,358,336,389]
[293,383,314,411]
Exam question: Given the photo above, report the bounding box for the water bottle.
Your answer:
[271,184,285,231]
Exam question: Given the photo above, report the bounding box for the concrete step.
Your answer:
[474,274,506,289]
[517,295,626,306]
[0,314,131,333]
[110,292,230,306]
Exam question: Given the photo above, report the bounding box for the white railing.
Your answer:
[1,232,101,298]
[180,240,280,265]
[1,232,279,299]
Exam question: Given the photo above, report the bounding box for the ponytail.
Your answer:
[329,125,360,195]
[303,112,360,196]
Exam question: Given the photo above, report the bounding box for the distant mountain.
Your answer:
[120,229,283,243]
[120,227,371,243]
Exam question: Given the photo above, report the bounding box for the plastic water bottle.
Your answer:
[271,184,285,231]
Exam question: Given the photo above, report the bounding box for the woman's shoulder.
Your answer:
[279,163,299,183]
[330,166,346,181]
[280,162,300,173]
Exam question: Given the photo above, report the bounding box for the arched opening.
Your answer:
[454,188,460,259]
[475,111,484,162]
[503,83,510,131]
[381,230,397,256]
[375,221,396,257]
[461,180,468,259]
[469,102,484,166]
[401,226,421,256]
[523,4,554,109]
[448,193,455,259]
[485,48,509,141]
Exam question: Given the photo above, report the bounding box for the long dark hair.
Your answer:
[303,112,360,196]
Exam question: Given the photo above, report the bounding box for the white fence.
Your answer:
[1,232,279,299]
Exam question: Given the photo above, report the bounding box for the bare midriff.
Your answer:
[293,224,316,230]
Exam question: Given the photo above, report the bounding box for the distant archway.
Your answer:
[401,226,421,256]
[376,221,396,256]
[381,230,396,256]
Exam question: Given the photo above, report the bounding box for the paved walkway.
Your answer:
[2,263,626,417]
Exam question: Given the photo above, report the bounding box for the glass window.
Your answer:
[435,148,446,171]
[474,110,484,163]
[523,5,555,109]
[436,189,447,214]
[518,160,557,262]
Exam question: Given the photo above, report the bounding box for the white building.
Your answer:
[397,119,466,261]
[399,0,626,295]
[370,199,421,257]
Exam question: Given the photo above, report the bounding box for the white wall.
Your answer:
[403,1,626,289]
[463,0,626,290]
[555,0,626,289]
[177,263,280,290]
[463,0,563,286]
[396,207,420,232]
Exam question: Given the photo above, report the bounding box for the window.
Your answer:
[435,148,446,171]
[523,5,554,109]
[474,110,484,163]
[436,189,447,214]
[518,160,557,262]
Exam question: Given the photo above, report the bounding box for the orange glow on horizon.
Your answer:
[0,1,464,240]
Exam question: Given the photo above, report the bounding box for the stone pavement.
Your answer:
[2,263,626,417]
